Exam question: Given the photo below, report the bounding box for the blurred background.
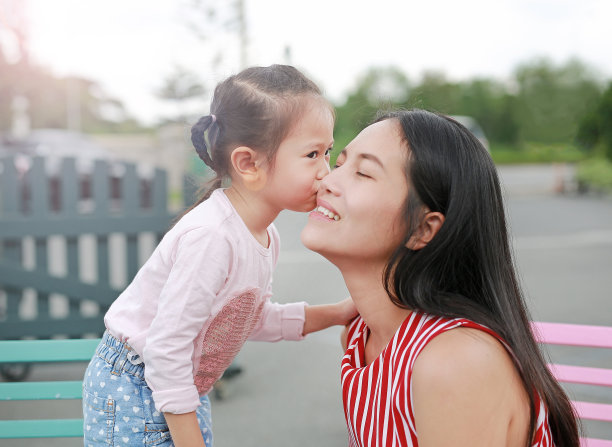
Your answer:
[0,0,611,445]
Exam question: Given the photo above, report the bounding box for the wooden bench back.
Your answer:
[0,338,100,438]
[532,321,612,447]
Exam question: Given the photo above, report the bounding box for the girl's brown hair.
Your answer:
[188,64,328,209]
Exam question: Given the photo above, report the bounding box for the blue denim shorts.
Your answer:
[82,331,213,446]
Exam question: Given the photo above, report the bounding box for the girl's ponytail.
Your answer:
[191,115,218,171]
[172,115,223,225]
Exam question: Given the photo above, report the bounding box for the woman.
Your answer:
[301,110,579,446]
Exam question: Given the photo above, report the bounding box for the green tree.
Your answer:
[155,66,206,123]
[333,67,410,154]
[456,79,520,146]
[406,71,462,113]
[514,58,602,143]
[577,82,612,160]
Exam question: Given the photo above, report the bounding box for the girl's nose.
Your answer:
[316,157,331,179]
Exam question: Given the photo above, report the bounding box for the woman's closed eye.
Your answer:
[331,163,371,179]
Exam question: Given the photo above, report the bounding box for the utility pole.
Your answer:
[66,78,81,132]
[236,0,247,69]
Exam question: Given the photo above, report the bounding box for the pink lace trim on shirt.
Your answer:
[194,289,264,395]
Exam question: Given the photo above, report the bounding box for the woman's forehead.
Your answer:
[343,120,406,163]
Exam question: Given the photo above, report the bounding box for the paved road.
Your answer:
[2,164,611,446]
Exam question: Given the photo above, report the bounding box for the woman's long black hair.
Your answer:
[380,109,579,446]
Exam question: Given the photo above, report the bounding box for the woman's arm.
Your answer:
[411,328,530,446]
[302,297,358,336]
[165,412,206,447]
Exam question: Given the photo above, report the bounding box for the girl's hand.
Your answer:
[302,297,359,336]
[336,297,359,326]
[164,411,206,447]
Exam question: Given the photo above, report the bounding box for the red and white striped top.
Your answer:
[341,312,554,447]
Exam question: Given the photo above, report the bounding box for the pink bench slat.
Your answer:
[581,437,612,447]
[572,401,612,423]
[548,364,612,387]
[532,322,612,348]
[533,321,612,445]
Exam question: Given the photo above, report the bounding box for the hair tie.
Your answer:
[211,114,217,123]
[191,115,218,170]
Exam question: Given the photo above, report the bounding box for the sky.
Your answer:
[6,0,612,125]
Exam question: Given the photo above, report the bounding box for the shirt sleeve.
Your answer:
[248,226,306,342]
[248,299,307,341]
[143,227,232,414]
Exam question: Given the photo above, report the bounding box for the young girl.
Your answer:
[82,65,356,447]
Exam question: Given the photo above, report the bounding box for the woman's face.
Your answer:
[301,119,410,266]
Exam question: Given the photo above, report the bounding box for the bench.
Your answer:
[0,338,100,439]
[1,323,609,441]
[532,321,612,447]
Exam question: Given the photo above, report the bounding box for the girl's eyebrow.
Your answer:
[305,140,334,150]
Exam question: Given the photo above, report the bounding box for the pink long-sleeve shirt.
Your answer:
[104,189,306,414]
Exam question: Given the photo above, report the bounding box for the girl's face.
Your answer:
[263,98,334,213]
[301,119,410,265]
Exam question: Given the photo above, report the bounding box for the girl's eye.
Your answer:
[307,151,318,159]
[325,147,332,157]
[356,172,371,178]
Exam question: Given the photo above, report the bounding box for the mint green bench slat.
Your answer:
[0,338,101,363]
[0,419,84,438]
[0,338,101,439]
[0,380,83,400]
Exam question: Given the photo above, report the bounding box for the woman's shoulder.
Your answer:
[413,326,518,382]
[411,326,530,441]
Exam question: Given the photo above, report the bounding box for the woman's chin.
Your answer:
[300,228,320,252]
[300,227,331,257]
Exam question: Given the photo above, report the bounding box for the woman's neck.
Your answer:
[341,263,411,360]
[224,185,279,247]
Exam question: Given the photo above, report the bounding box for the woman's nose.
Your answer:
[319,167,340,196]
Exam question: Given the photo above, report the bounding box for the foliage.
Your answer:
[333,67,408,158]
[576,82,612,161]
[489,142,585,164]
[513,58,602,143]
[576,158,612,192]
[155,65,207,123]
[332,58,606,159]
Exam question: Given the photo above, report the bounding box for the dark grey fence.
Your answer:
[0,156,175,340]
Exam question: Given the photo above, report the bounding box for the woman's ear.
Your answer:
[230,146,267,191]
[405,211,445,250]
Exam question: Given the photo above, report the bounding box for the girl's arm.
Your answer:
[165,412,206,447]
[340,324,349,351]
[302,297,358,336]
